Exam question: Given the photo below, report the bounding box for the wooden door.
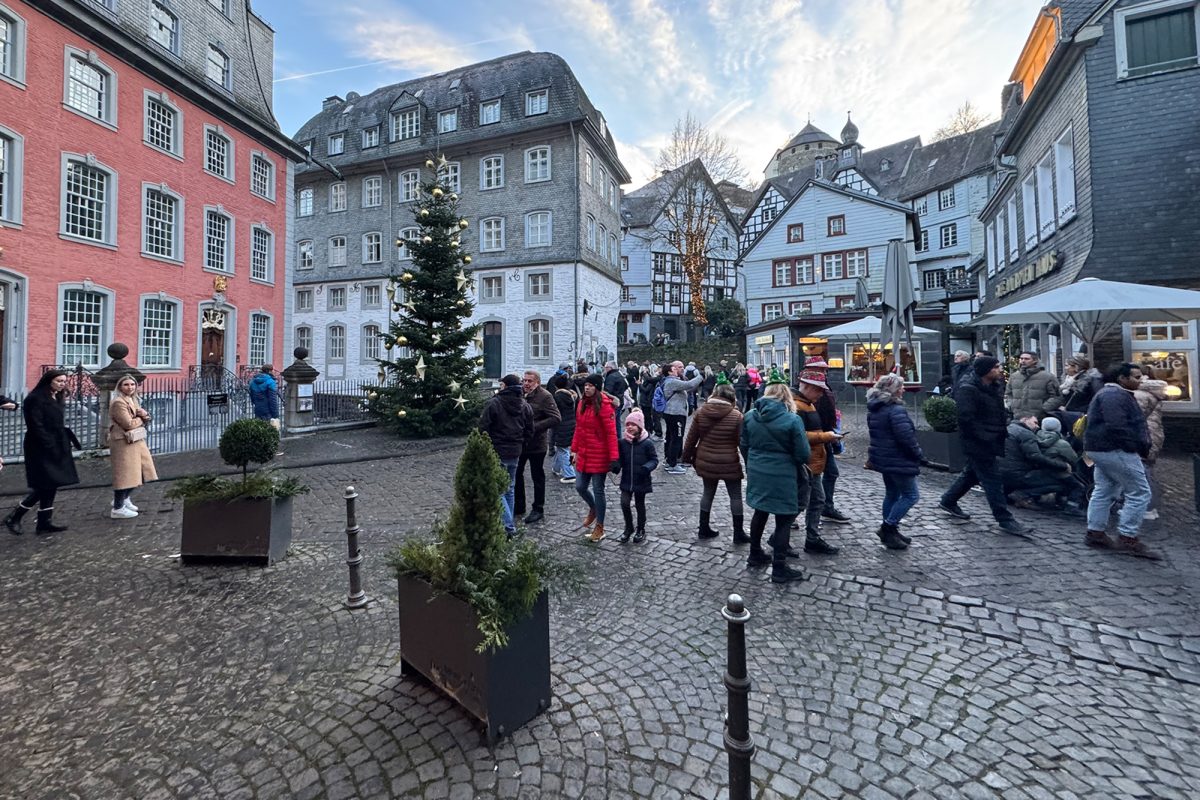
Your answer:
[201,327,224,381]
[483,322,503,379]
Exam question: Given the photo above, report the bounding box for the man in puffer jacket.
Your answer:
[1005,351,1061,420]
[478,374,533,536]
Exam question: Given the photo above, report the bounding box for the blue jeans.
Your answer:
[500,458,518,532]
[553,446,576,479]
[575,472,608,524]
[882,473,920,526]
[1086,450,1151,537]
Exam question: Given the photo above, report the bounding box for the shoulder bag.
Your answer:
[116,398,147,444]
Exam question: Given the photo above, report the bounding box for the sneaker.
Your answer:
[123,499,139,512]
[938,500,972,520]
[998,518,1031,535]
[1143,509,1160,521]
[110,506,138,519]
[560,476,576,484]
[1115,535,1162,560]
[667,466,687,475]
[821,508,851,524]
[803,535,840,555]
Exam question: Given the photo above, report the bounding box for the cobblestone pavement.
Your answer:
[2,417,1199,799]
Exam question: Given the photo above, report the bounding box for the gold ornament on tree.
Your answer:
[432,187,444,199]
[397,335,408,345]
[425,159,435,168]
[419,208,429,218]
[397,409,407,418]
[456,299,466,307]
[463,255,472,265]
[422,235,433,244]
[458,219,469,229]
[401,272,414,282]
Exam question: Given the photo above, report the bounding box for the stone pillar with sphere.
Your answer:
[281,347,320,433]
[93,343,145,451]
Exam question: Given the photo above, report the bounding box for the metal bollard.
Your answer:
[344,485,369,609]
[723,593,754,800]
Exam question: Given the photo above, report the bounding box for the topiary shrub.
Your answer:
[922,396,959,432]
[219,418,279,481]
[166,418,308,503]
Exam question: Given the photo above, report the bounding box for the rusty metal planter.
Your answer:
[180,496,293,566]
[397,574,551,744]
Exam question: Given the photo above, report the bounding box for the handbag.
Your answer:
[124,427,147,444]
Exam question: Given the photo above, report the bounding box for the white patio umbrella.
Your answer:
[809,316,937,340]
[969,278,1200,351]
[880,239,918,352]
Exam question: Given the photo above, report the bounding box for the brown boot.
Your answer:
[583,509,597,529]
[1116,535,1162,560]
[1085,529,1114,549]
[589,522,606,542]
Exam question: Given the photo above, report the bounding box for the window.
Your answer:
[251,227,273,282]
[437,162,460,192]
[763,303,784,321]
[362,232,382,263]
[995,216,1006,270]
[362,126,379,149]
[787,224,804,243]
[940,223,958,249]
[204,209,232,272]
[610,233,619,264]
[827,215,845,236]
[482,274,503,300]
[362,176,382,207]
[327,325,345,360]
[205,127,233,180]
[327,287,345,311]
[327,132,344,156]
[762,206,777,223]
[66,53,113,123]
[1022,173,1039,249]
[938,187,956,211]
[525,89,548,116]
[610,181,619,212]
[399,170,419,202]
[620,286,632,303]
[149,86,195,146]
[295,326,312,353]
[1054,127,1077,223]
[986,221,997,276]
[438,109,457,133]
[528,319,551,361]
[296,289,313,312]
[845,249,867,278]
[481,217,504,251]
[795,256,814,284]
[328,236,346,267]
[916,229,929,252]
[330,182,346,212]
[599,224,609,260]
[140,298,176,368]
[822,252,844,280]
[789,301,812,316]
[60,289,106,367]
[924,269,947,291]
[773,260,792,287]
[528,272,551,297]
[205,45,229,88]
[298,188,313,216]
[207,0,228,14]
[1036,153,1055,237]
[586,215,597,250]
[1007,194,1020,260]
[652,283,664,304]
[142,186,180,260]
[0,130,20,223]
[363,284,382,308]
[362,325,381,361]
[846,341,921,384]
[597,165,608,197]
[481,155,504,190]
[1130,320,1198,407]
[479,98,500,125]
[297,240,313,269]
[915,197,928,216]
[149,3,178,53]
[525,211,551,247]
[525,147,551,182]
[392,108,420,140]
[584,150,594,184]
[621,256,629,271]
[396,227,418,259]
[63,158,114,244]
[251,155,274,199]
[1116,1,1199,78]
[1,7,27,85]
[249,314,270,366]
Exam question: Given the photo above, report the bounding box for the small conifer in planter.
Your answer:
[169,419,309,564]
[389,429,579,742]
[917,396,965,471]
[922,396,959,433]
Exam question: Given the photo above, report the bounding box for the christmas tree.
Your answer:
[367,156,484,438]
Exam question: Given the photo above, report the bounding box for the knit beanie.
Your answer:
[1040,417,1062,433]
[973,356,1000,377]
[584,374,604,391]
[500,374,521,388]
[625,407,645,430]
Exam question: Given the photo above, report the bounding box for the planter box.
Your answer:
[916,429,966,473]
[180,496,293,565]
[397,574,551,744]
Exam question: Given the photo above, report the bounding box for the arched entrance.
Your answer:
[201,307,227,381]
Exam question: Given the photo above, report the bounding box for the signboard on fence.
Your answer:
[297,383,314,412]
[207,393,229,414]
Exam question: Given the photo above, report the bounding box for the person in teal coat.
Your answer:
[740,376,811,583]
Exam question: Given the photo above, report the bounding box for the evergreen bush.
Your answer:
[218,418,279,480]
[166,418,309,502]
[922,396,959,432]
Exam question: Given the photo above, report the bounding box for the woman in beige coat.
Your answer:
[109,375,157,519]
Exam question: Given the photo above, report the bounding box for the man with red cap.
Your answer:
[802,355,852,526]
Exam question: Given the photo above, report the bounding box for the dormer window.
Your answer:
[479,99,501,125]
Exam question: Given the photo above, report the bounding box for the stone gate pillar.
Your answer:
[93,343,145,450]
[280,347,320,433]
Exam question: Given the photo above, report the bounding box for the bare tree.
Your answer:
[931,100,992,142]
[650,114,745,326]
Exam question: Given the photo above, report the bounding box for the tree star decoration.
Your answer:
[448,380,461,393]
[415,355,427,380]
[473,334,484,351]
[404,298,417,314]
[456,270,470,291]
[432,333,442,345]
[437,154,448,169]
[453,394,468,410]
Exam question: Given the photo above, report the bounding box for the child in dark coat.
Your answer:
[613,408,658,543]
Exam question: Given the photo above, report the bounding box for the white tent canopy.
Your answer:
[970,278,1200,346]
[810,316,937,340]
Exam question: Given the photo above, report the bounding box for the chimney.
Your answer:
[322,95,344,110]
[1000,82,1023,112]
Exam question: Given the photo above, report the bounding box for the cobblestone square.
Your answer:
[2,422,1199,799]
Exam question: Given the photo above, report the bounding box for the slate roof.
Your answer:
[856,137,923,199]
[895,122,1000,201]
[292,51,628,180]
[785,121,839,149]
[620,160,740,230]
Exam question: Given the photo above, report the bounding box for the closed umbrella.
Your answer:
[880,238,918,358]
[854,277,870,311]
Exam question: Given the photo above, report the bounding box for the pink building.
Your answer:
[0,0,304,391]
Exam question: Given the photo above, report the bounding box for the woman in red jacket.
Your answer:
[571,374,619,542]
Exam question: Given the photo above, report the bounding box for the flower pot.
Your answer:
[180,496,293,565]
[916,429,965,472]
[397,574,551,744]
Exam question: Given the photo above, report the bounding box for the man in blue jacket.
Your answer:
[1083,363,1158,559]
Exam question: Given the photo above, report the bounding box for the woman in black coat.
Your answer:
[5,370,80,535]
[866,374,923,550]
[548,373,578,483]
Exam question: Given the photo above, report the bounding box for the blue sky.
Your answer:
[262,0,1046,190]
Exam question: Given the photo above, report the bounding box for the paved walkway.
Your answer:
[1,417,1198,799]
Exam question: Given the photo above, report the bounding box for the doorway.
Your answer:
[483,322,502,379]
[201,309,227,382]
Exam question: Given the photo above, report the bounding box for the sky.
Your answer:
[262,0,1047,191]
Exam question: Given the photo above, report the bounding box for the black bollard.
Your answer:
[723,593,754,800]
[344,486,369,609]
